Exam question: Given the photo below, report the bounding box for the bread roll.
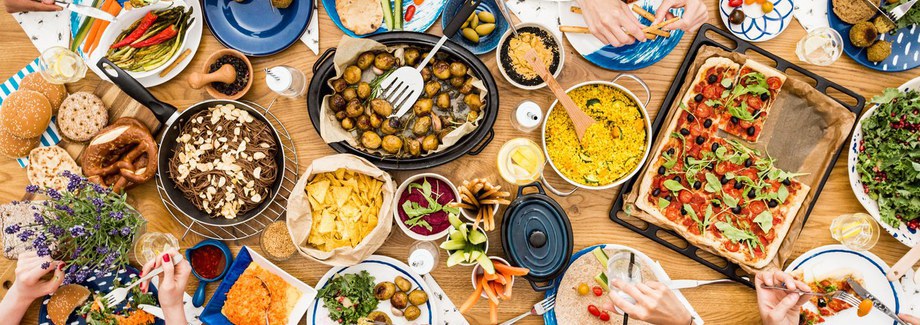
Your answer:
[47,284,90,325]
[0,128,39,159]
[20,73,67,114]
[0,90,52,138]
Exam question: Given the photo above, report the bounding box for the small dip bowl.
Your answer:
[185,239,232,307]
[393,173,461,241]
[496,23,565,90]
[471,256,514,298]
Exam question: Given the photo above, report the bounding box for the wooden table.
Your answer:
[0,2,915,324]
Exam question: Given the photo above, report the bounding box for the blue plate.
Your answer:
[719,0,794,42]
[557,0,684,70]
[322,0,444,37]
[39,267,163,325]
[202,0,312,56]
[441,0,508,55]
[827,0,920,72]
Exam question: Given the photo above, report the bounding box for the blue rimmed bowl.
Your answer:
[185,239,232,307]
[441,0,508,55]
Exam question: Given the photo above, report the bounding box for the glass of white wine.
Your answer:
[134,232,180,265]
[795,27,843,66]
[829,213,879,251]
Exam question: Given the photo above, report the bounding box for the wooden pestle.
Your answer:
[188,64,237,89]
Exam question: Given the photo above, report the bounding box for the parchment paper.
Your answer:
[319,37,487,157]
[286,154,395,266]
[620,46,856,273]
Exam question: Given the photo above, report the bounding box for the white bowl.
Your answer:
[91,0,193,79]
[392,173,460,241]
[443,223,489,267]
[470,256,514,298]
[459,201,499,224]
[495,22,565,90]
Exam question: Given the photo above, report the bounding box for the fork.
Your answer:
[499,294,556,325]
[759,284,863,306]
[104,255,183,308]
[889,0,918,21]
[379,0,481,118]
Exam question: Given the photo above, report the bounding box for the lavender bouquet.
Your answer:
[4,171,144,284]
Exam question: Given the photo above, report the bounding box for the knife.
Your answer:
[859,0,898,26]
[846,278,907,325]
[55,1,116,21]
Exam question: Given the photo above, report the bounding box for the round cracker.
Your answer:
[57,92,108,142]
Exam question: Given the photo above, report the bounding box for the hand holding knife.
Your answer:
[55,0,116,21]
[846,278,909,325]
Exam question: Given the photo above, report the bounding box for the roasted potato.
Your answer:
[459,78,474,94]
[357,82,372,99]
[361,131,382,149]
[432,61,451,80]
[369,113,383,128]
[404,48,420,66]
[342,87,357,101]
[449,62,468,77]
[341,117,355,130]
[329,94,346,112]
[334,111,347,120]
[424,81,441,98]
[436,93,451,109]
[343,65,362,84]
[375,53,397,71]
[356,52,376,70]
[382,135,403,154]
[438,127,454,140]
[420,66,432,81]
[407,139,421,157]
[422,134,438,151]
[464,93,483,111]
[413,98,433,116]
[374,282,396,300]
[356,114,371,130]
[395,276,412,292]
[408,290,428,306]
[331,78,347,93]
[367,311,392,324]
[450,76,465,88]
[413,116,431,136]
[381,118,400,135]
[345,99,365,118]
[404,305,421,321]
[369,98,393,116]
[467,110,479,122]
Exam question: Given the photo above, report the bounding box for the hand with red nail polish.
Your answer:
[0,252,65,323]
[140,251,191,325]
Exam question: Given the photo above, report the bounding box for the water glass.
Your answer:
[795,27,843,66]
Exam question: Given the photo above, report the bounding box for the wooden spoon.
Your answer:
[187,64,237,89]
[887,243,920,281]
[523,49,596,141]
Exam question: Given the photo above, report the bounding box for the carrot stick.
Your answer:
[459,284,483,314]
[483,272,499,281]
[481,276,500,305]
[489,300,498,324]
[83,0,116,53]
[493,272,508,285]
[492,282,506,299]
[89,2,121,54]
[494,263,530,277]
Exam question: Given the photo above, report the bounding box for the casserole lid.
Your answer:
[501,182,573,291]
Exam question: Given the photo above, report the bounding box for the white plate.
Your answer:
[307,255,439,325]
[847,76,920,247]
[86,0,202,87]
[719,0,794,42]
[785,245,905,325]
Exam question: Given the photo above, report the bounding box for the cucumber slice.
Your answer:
[592,247,609,267]
[459,223,469,241]
[595,273,609,292]
[380,0,394,30]
[449,213,463,229]
[447,250,466,267]
[440,237,467,251]
[393,0,402,30]
[477,254,495,274]
[468,227,487,245]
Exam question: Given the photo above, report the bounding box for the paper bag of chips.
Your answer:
[286,154,395,266]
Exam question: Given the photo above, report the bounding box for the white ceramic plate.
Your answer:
[719,0,794,42]
[847,76,920,247]
[307,255,439,325]
[785,245,905,325]
[87,0,202,87]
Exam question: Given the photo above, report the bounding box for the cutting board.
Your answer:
[60,81,162,160]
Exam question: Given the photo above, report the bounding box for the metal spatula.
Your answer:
[381,0,482,118]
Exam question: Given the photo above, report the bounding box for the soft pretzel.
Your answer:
[81,118,158,193]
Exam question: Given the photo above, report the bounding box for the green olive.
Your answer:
[470,14,479,29]
[478,11,495,23]
[462,28,480,43]
[475,23,496,36]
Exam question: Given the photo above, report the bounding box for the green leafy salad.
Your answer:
[317,270,379,324]
[857,88,920,229]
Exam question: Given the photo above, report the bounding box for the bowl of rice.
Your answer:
[541,76,652,195]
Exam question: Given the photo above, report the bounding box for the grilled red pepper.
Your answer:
[130,25,178,48]
[112,11,158,48]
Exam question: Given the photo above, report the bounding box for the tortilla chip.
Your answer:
[306,180,330,203]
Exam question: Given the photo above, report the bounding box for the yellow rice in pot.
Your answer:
[545,84,647,186]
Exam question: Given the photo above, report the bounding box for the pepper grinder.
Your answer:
[511,100,543,132]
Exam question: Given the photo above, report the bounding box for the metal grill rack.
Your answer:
[156,99,300,241]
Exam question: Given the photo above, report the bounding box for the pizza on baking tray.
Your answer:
[714,60,786,142]
[635,57,810,269]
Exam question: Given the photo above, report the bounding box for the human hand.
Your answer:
[10,251,64,301]
[900,314,920,325]
[602,279,693,325]
[4,0,62,13]
[755,271,811,325]
[653,0,709,31]
[574,0,647,46]
[140,251,190,325]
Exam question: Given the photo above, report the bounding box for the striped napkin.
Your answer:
[0,58,63,168]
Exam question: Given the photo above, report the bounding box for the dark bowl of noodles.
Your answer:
[158,99,285,227]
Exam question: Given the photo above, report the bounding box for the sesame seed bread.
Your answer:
[0,127,39,159]
[0,89,52,138]
[57,92,108,142]
[47,284,90,325]
[20,73,67,114]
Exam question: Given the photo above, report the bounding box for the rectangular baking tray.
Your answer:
[608,24,866,287]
